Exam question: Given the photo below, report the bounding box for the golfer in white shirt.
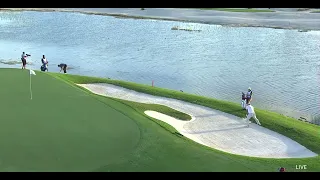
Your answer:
[244,104,261,127]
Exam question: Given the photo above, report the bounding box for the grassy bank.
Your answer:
[49,72,320,172]
[1,68,320,171]
[191,8,275,12]
[311,10,320,13]
[52,73,320,155]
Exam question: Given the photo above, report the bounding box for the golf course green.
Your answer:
[0,68,319,172]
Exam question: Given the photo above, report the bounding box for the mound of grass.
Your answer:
[121,100,191,121]
[193,8,275,12]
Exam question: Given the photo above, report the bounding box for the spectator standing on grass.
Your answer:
[21,52,31,69]
[41,55,49,72]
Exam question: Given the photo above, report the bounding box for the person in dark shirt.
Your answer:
[246,87,253,104]
[21,52,31,69]
[241,92,246,110]
[278,167,286,172]
[41,55,48,72]
[58,63,67,74]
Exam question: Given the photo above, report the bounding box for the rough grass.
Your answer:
[119,100,192,121]
[192,8,275,12]
[51,73,320,154]
[48,72,320,172]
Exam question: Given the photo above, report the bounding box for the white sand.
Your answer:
[77,83,318,158]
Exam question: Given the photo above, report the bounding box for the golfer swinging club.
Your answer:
[243,103,261,127]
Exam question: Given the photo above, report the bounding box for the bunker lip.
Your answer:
[76,83,318,159]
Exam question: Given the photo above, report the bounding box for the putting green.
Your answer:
[0,69,140,172]
[1,69,319,172]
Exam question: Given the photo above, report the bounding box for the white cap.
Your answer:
[248,87,251,90]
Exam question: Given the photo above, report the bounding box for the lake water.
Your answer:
[0,11,319,124]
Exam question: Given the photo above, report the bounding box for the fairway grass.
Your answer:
[1,68,319,172]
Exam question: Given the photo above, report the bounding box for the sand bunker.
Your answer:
[77,83,317,158]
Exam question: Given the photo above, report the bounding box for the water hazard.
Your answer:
[0,11,319,124]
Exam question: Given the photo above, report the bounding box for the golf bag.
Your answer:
[241,92,246,109]
[40,65,47,72]
[241,99,246,109]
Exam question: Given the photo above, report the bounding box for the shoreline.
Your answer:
[0,63,317,125]
[0,8,318,124]
[1,8,320,31]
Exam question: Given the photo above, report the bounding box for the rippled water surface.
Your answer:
[0,11,319,124]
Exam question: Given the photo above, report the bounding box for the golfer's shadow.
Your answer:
[186,124,247,134]
[194,114,220,118]
[195,110,245,118]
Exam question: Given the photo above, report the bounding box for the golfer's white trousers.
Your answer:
[246,113,261,125]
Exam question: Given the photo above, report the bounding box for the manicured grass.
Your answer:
[1,68,320,172]
[0,68,141,171]
[49,72,320,172]
[119,100,191,121]
[53,73,320,154]
[191,8,275,12]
